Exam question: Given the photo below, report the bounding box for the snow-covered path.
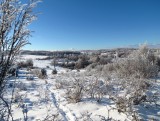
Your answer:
[45,79,77,121]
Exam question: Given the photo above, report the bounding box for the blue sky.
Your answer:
[24,0,160,50]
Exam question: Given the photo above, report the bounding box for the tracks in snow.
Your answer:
[45,83,76,121]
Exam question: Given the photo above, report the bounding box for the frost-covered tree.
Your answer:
[0,0,40,120]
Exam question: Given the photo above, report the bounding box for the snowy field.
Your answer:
[6,55,160,121]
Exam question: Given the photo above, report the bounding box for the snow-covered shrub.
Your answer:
[52,68,57,74]
[8,65,18,77]
[32,68,47,79]
[32,69,41,77]
[40,68,47,78]
[128,45,159,78]
[86,63,98,71]
[156,57,160,69]
[17,61,26,68]
[75,55,90,69]
[55,78,70,89]
[51,59,57,68]
[116,97,127,113]
[18,59,33,68]
[99,56,112,65]
[66,87,83,103]
[89,55,100,63]
[86,79,107,102]
[102,63,117,73]
[131,80,149,105]
[46,66,50,68]
[55,82,62,89]
[111,78,150,116]
[65,62,75,69]
[66,78,84,103]
[95,65,104,72]
[102,44,159,79]
[26,59,33,67]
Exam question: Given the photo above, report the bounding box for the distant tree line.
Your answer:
[21,50,81,56]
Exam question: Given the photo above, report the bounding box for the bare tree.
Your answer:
[0,0,40,120]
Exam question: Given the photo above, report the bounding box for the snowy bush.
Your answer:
[86,63,98,71]
[109,78,151,117]
[55,78,70,89]
[26,59,33,67]
[8,65,18,77]
[99,56,112,65]
[18,59,33,68]
[102,63,117,74]
[75,55,90,69]
[52,68,57,74]
[66,78,84,103]
[97,46,158,116]
[17,61,26,68]
[66,87,83,103]
[89,55,100,63]
[115,58,158,79]
[156,57,160,69]
[63,74,110,103]
[55,82,63,89]
[127,44,159,78]
[86,79,107,102]
[102,44,159,79]
[32,68,47,79]
[116,97,128,113]
[46,66,50,68]
[40,68,47,78]
[51,59,57,68]
[32,69,41,77]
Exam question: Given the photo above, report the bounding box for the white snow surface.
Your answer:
[6,54,160,121]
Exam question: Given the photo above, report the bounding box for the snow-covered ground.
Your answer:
[6,55,160,121]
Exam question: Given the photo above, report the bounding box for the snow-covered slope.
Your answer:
[5,54,160,121]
